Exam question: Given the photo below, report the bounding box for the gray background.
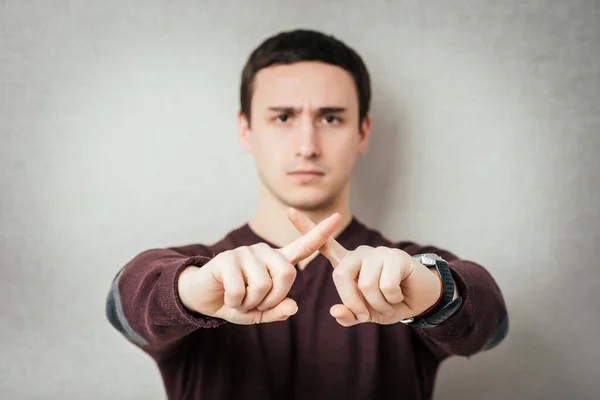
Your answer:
[1,0,599,399]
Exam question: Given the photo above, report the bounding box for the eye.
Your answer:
[323,115,340,124]
[276,114,290,123]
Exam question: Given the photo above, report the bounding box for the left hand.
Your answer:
[288,208,443,327]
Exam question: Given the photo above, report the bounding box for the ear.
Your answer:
[238,111,252,152]
[357,114,372,155]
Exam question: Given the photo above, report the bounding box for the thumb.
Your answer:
[258,298,299,323]
[228,298,298,324]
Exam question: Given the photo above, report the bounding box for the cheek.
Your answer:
[336,153,357,173]
[253,138,285,169]
[327,136,359,166]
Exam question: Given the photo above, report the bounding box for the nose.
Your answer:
[295,118,320,159]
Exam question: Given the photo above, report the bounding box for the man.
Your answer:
[106,29,508,400]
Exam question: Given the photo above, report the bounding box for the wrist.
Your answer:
[177,265,200,313]
[402,254,463,328]
[430,267,459,300]
[413,267,443,317]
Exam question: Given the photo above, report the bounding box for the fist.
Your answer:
[287,208,444,327]
[178,213,342,325]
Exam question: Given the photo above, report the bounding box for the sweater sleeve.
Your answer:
[394,241,509,360]
[105,244,227,358]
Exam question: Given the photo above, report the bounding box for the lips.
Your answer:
[288,170,325,175]
[287,170,325,183]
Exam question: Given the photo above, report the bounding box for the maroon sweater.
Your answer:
[106,217,508,400]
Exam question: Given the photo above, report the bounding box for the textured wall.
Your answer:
[1,0,598,398]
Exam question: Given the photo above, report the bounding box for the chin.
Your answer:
[280,191,338,212]
[261,176,344,211]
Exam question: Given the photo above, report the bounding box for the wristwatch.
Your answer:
[400,253,463,328]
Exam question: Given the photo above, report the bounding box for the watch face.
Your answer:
[414,253,444,266]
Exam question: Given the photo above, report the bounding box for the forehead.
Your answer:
[252,61,358,109]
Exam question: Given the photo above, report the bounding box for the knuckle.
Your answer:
[257,297,273,307]
[281,267,297,281]
[232,246,250,258]
[254,280,272,293]
[388,294,404,305]
[379,281,398,292]
[358,279,376,291]
[216,251,235,265]
[348,253,362,264]
[391,250,405,261]
[395,248,408,257]
[252,242,270,251]
[228,288,246,299]
[332,268,345,280]
[377,247,391,256]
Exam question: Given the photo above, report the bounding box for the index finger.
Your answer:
[287,208,348,268]
[278,212,342,265]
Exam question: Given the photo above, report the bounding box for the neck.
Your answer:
[248,184,354,248]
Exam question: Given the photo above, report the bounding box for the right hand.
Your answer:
[178,212,342,324]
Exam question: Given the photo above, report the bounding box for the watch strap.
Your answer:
[404,257,462,328]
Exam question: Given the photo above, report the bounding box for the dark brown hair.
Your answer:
[240,29,371,125]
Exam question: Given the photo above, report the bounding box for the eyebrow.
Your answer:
[267,106,347,114]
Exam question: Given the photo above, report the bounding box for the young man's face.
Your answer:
[239,61,371,212]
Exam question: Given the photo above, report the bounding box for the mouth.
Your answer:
[287,170,325,176]
[287,170,326,182]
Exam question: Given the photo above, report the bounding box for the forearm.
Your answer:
[105,247,224,357]
[416,259,508,359]
[395,241,508,359]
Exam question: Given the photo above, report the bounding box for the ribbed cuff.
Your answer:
[167,255,228,329]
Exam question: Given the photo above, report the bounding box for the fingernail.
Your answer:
[356,313,369,322]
